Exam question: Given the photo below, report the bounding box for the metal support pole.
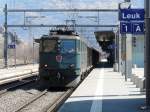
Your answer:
[114,32,117,63]
[118,31,122,72]
[121,34,127,80]
[4,4,8,68]
[114,33,117,71]
[28,25,32,64]
[145,0,150,107]
[118,4,121,72]
[14,32,16,68]
[124,0,128,81]
[33,36,34,65]
[116,29,120,72]
[145,18,150,106]
[125,36,127,81]
[113,31,119,72]
[124,0,131,81]
[126,34,132,80]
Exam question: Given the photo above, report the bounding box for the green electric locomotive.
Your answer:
[36,29,98,87]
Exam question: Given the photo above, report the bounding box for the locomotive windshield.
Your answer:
[42,40,57,52]
[40,39,75,53]
[60,40,75,53]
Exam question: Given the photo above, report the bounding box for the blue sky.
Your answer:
[0,0,144,46]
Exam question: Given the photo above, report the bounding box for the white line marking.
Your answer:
[90,68,104,112]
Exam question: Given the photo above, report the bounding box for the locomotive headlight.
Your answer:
[58,44,61,48]
[69,64,75,68]
[58,40,61,43]
[44,64,48,67]
[57,40,61,46]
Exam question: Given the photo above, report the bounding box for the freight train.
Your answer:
[35,28,100,87]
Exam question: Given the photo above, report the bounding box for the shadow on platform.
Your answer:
[59,98,147,112]
[96,62,113,68]
[102,98,146,112]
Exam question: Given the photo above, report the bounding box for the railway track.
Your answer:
[11,88,74,112]
[14,89,48,112]
[0,83,83,112]
[45,69,93,112]
[0,80,85,112]
[0,78,37,97]
[0,78,72,112]
[45,88,73,112]
[0,69,92,112]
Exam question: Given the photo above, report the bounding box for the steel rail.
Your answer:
[0,71,38,81]
[14,89,48,112]
[46,68,93,112]
[0,71,38,85]
[44,89,73,112]
[0,79,36,97]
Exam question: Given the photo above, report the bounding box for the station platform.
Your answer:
[58,68,146,112]
[0,64,38,74]
[0,64,38,84]
[132,68,144,78]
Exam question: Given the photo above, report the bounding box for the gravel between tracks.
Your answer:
[0,80,67,112]
[0,82,41,112]
[20,91,65,112]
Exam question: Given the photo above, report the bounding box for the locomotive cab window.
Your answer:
[42,40,57,52]
[60,40,75,53]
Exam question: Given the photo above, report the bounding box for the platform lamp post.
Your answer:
[13,32,17,68]
[124,0,131,82]
[4,4,8,68]
[113,28,119,72]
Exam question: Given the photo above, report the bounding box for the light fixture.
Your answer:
[119,1,131,9]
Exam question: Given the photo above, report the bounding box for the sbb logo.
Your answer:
[56,55,62,62]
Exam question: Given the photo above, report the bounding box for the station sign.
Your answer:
[119,8,145,35]
[120,22,144,34]
[8,44,16,49]
[119,9,145,21]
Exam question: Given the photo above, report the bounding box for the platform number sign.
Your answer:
[8,44,16,49]
[120,22,132,34]
[132,22,144,34]
[120,22,144,34]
